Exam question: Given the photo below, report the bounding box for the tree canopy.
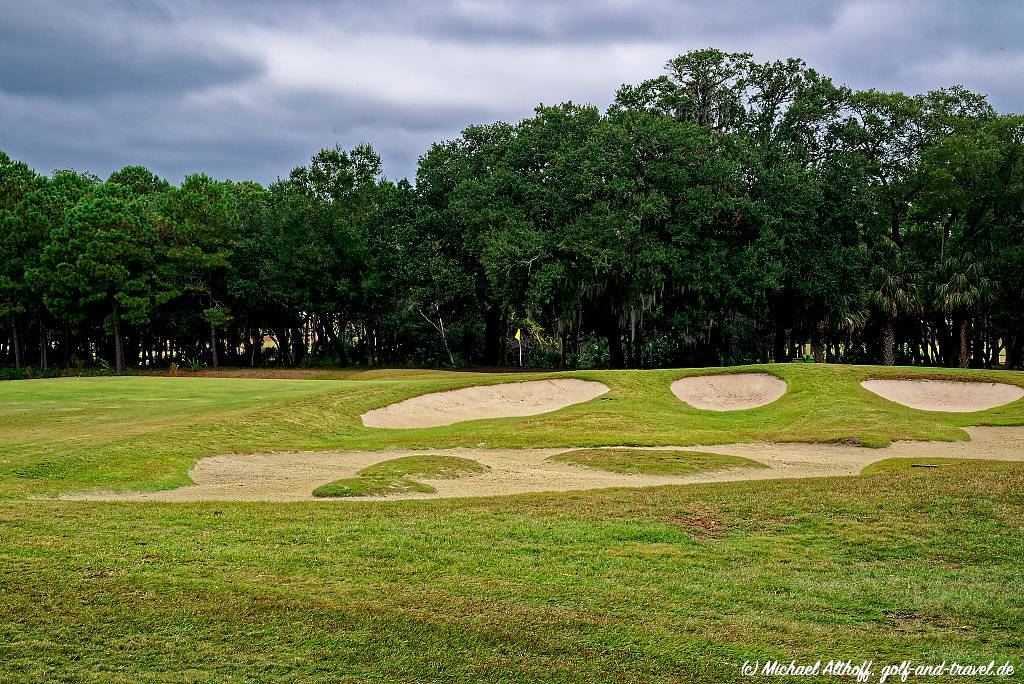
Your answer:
[2,49,1023,372]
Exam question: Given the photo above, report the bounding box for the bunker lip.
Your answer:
[58,426,1024,503]
[361,378,610,428]
[670,372,787,411]
[861,379,1024,413]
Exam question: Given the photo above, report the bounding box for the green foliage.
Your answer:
[2,46,1024,372]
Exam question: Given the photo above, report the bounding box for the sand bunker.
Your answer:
[670,373,787,411]
[861,379,1024,412]
[361,379,609,428]
[62,426,1024,503]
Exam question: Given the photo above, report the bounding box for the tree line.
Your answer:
[2,49,1023,373]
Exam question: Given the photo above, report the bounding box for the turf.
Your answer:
[1,463,1021,682]
[551,448,764,475]
[312,454,488,497]
[860,457,1001,475]
[1,363,1023,498]
[1,364,1023,681]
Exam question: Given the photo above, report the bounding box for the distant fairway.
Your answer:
[1,364,1023,681]
[3,364,1024,499]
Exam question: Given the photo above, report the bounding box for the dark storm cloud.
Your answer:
[0,0,1021,184]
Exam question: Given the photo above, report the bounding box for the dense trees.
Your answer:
[2,49,1023,372]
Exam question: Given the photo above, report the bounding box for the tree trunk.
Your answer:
[113,315,125,374]
[772,322,787,363]
[482,308,502,366]
[291,324,305,367]
[39,319,47,370]
[63,324,70,367]
[210,322,219,368]
[632,325,645,369]
[882,318,896,366]
[366,324,375,367]
[1006,334,1020,369]
[958,319,970,369]
[606,323,624,369]
[12,320,21,370]
[811,321,826,364]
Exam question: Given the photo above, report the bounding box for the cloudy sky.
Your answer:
[1,1,1020,184]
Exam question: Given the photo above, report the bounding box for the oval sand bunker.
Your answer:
[362,379,610,428]
[861,379,1024,412]
[671,373,787,411]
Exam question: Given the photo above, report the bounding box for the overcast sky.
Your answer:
[1,1,1020,184]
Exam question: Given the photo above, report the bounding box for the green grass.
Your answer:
[1,363,1023,498]
[551,448,765,475]
[1,364,1023,681]
[861,457,1002,475]
[312,455,488,497]
[1,463,1022,682]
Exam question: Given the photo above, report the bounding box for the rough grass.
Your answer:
[860,457,1001,475]
[551,448,765,475]
[1,365,1023,681]
[2,364,1023,498]
[313,455,488,497]
[1,462,1022,682]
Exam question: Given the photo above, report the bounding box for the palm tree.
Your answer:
[868,238,918,366]
[935,254,992,368]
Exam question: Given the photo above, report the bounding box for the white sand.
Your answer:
[670,373,787,411]
[861,379,1024,412]
[61,426,1024,502]
[361,378,610,428]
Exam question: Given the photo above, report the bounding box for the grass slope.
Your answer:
[1,462,1022,682]
[313,455,488,497]
[2,364,1023,498]
[551,448,764,475]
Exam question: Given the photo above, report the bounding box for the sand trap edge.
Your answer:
[361,378,610,429]
[860,379,1024,413]
[670,372,788,411]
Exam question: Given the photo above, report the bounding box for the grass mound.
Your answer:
[550,448,765,476]
[313,454,489,497]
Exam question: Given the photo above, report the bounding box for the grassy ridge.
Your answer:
[1,462,1021,682]
[1,364,1023,498]
[551,448,764,475]
[313,454,489,497]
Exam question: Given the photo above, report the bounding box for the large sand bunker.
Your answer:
[670,373,787,411]
[861,379,1024,412]
[361,379,609,428]
[64,426,1024,502]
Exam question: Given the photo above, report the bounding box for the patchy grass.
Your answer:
[313,455,488,497]
[1,462,1022,682]
[1,365,1023,680]
[1,364,1023,498]
[551,448,764,475]
[861,457,1004,475]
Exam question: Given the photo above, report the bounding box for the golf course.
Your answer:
[2,364,1022,681]
[3,21,1024,680]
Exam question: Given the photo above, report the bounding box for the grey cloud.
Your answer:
[0,2,262,99]
[0,0,1021,184]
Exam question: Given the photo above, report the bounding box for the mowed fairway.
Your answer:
[1,364,1023,681]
